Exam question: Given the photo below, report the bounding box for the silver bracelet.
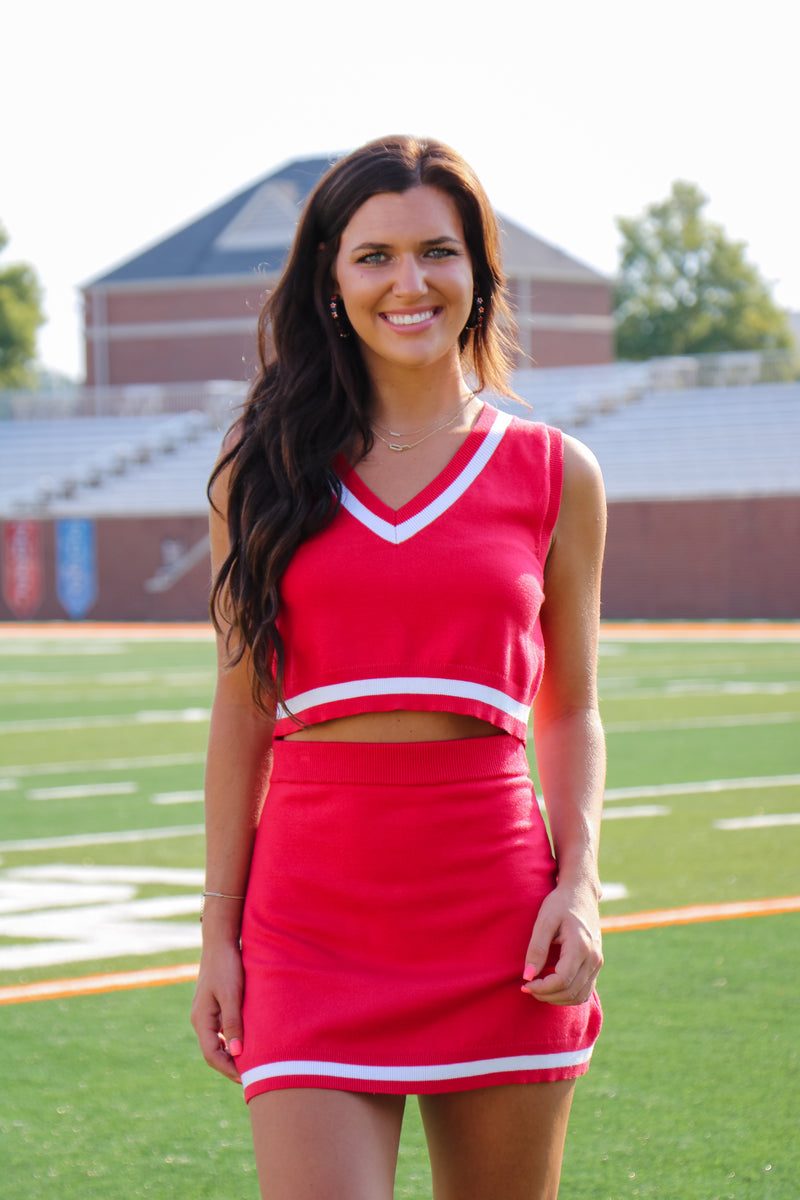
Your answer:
[200,890,246,922]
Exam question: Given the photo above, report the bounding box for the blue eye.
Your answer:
[357,251,387,265]
[427,246,457,259]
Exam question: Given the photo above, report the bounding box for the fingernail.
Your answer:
[522,964,537,982]
[520,985,533,995]
[228,1039,243,1057]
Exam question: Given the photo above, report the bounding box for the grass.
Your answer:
[2,918,796,1199]
[563,915,798,1200]
[1,624,799,1197]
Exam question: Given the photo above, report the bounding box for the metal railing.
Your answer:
[0,380,246,423]
[1,350,797,425]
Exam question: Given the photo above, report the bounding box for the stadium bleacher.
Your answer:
[0,411,222,517]
[571,383,800,500]
[1,357,799,516]
[500,379,800,500]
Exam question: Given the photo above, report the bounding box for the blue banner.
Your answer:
[55,518,97,619]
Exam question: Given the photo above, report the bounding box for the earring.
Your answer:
[465,294,485,331]
[329,294,350,338]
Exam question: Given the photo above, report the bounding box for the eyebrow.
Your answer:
[350,235,464,252]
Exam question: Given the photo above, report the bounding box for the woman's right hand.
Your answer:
[190,938,245,1083]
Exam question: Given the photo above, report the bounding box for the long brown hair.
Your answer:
[210,135,518,714]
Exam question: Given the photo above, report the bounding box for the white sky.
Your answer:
[3,0,798,380]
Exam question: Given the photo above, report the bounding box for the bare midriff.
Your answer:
[283,710,505,743]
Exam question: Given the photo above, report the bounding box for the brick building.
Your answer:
[82,156,613,386]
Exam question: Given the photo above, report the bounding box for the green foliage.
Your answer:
[614,182,796,360]
[0,221,46,387]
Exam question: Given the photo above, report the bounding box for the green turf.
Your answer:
[562,914,799,1200]
[1,626,799,1196]
[1,915,796,1199]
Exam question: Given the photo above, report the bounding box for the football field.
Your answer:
[1,623,798,1198]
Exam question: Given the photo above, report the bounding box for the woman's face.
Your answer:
[332,185,474,378]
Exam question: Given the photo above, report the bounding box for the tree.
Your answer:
[0,222,46,387]
[614,181,795,360]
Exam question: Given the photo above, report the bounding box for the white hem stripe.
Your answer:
[278,676,531,725]
[242,1046,593,1088]
[340,410,512,544]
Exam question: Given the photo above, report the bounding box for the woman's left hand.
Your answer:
[520,880,603,1006]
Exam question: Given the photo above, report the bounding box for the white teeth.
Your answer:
[385,310,435,326]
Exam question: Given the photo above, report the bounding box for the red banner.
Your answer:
[2,521,43,618]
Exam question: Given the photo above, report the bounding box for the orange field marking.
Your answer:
[0,962,200,1006]
[599,895,800,932]
[1,620,799,641]
[0,622,213,640]
[2,897,798,1006]
[600,621,800,641]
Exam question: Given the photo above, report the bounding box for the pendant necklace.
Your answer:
[372,393,476,453]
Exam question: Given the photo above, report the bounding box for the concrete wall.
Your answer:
[83,273,614,386]
[602,496,800,619]
[511,279,615,368]
[83,281,267,387]
[1,516,211,622]
[2,497,798,623]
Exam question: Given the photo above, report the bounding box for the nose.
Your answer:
[392,253,426,298]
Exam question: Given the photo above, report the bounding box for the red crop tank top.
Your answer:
[273,403,563,742]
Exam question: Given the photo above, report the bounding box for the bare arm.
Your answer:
[190,448,276,1081]
[522,434,607,1005]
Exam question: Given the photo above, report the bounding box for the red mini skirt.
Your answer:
[238,735,601,1102]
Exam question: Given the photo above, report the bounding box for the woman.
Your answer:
[191,135,606,1200]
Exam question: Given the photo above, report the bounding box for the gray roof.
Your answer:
[87,156,608,289]
[88,157,334,286]
[498,216,607,284]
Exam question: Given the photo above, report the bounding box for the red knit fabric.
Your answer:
[239,737,602,1101]
[274,405,563,740]
[237,408,603,1102]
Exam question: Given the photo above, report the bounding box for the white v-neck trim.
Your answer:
[339,409,512,544]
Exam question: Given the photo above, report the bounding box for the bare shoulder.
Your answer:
[219,418,244,460]
[561,433,604,504]
[549,433,606,560]
[216,418,245,472]
[538,433,606,710]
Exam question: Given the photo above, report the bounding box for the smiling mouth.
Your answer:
[382,309,438,326]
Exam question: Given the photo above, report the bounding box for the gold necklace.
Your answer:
[373,394,472,438]
[372,394,475,453]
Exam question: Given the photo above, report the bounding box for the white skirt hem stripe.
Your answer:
[242,1045,593,1089]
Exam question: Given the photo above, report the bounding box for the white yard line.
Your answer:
[151,791,204,805]
[1,752,205,779]
[0,825,204,852]
[0,708,210,733]
[604,711,800,732]
[0,670,212,686]
[27,782,138,801]
[714,814,800,830]
[604,775,800,802]
[10,865,205,885]
[602,805,670,819]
